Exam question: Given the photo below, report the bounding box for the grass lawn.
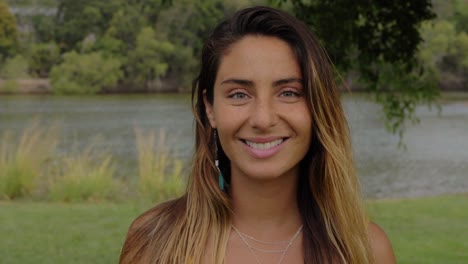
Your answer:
[1,194,467,264]
[0,201,146,264]
[367,194,468,264]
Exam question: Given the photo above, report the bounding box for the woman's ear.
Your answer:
[203,90,217,128]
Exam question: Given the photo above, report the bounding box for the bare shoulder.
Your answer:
[127,198,183,232]
[120,198,185,263]
[368,222,396,264]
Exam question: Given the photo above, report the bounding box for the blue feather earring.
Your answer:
[214,130,226,191]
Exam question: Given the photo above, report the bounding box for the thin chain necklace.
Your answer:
[232,225,303,264]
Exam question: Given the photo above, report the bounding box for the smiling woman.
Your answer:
[119,6,395,264]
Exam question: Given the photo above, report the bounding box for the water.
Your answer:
[1,94,467,199]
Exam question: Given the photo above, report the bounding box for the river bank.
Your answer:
[1,78,467,94]
[1,94,467,199]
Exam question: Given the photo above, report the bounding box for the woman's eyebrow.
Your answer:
[220,78,302,87]
[220,78,254,87]
[272,78,303,87]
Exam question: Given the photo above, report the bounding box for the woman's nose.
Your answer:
[248,96,278,130]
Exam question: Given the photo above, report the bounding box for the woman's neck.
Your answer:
[229,168,302,239]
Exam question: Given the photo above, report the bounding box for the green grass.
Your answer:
[0,122,58,199]
[0,195,466,264]
[0,123,186,202]
[367,194,468,264]
[0,201,146,264]
[135,128,185,202]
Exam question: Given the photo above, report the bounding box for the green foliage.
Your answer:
[125,27,174,90]
[453,0,468,33]
[419,20,468,88]
[92,35,125,57]
[49,51,122,94]
[274,0,438,138]
[135,128,185,203]
[0,54,29,79]
[155,0,228,89]
[48,147,120,202]
[31,15,55,43]
[0,79,19,93]
[0,122,57,199]
[0,0,18,58]
[29,42,60,77]
[54,0,125,51]
[373,61,439,143]
[105,5,146,50]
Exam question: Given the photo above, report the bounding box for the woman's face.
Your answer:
[205,35,312,183]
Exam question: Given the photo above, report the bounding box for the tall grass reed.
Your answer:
[135,128,185,203]
[0,121,58,199]
[47,142,120,202]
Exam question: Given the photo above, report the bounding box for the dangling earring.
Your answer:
[214,130,226,191]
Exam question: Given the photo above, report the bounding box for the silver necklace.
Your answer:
[232,225,303,264]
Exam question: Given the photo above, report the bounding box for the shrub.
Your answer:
[0,122,57,199]
[49,51,122,94]
[29,42,61,78]
[0,79,18,93]
[135,128,185,203]
[0,0,18,58]
[0,54,29,79]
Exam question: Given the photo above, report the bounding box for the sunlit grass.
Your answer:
[48,144,120,202]
[0,121,57,199]
[367,194,468,263]
[135,128,185,202]
[0,195,465,264]
[0,123,186,203]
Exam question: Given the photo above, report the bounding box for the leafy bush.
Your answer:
[419,20,468,88]
[0,54,29,79]
[0,0,18,58]
[135,128,185,203]
[29,42,60,78]
[49,51,122,94]
[125,27,174,90]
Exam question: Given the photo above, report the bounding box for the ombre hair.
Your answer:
[120,6,373,263]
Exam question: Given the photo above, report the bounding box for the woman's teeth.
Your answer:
[245,139,284,150]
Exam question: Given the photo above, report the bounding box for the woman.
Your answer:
[120,6,395,264]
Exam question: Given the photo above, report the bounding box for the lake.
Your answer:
[1,93,467,199]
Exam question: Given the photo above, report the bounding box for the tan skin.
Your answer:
[205,36,395,263]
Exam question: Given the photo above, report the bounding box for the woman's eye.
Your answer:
[229,92,248,99]
[280,90,301,97]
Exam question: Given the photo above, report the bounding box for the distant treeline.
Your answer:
[0,0,267,94]
[0,0,467,95]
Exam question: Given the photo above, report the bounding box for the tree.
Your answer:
[0,0,18,58]
[29,42,61,77]
[125,27,174,91]
[156,0,245,90]
[275,0,438,138]
[54,0,125,51]
[49,51,122,94]
[419,20,468,89]
[453,0,468,33]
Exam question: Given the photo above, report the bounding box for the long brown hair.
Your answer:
[120,6,373,263]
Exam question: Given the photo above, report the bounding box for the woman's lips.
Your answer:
[241,138,287,158]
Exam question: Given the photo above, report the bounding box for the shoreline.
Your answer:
[1,78,468,95]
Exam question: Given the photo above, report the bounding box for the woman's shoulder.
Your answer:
[128,197,186,232]
[119,197,186,264]
[368,222,396,264]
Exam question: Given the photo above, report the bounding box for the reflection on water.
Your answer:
[1,94,467,199]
